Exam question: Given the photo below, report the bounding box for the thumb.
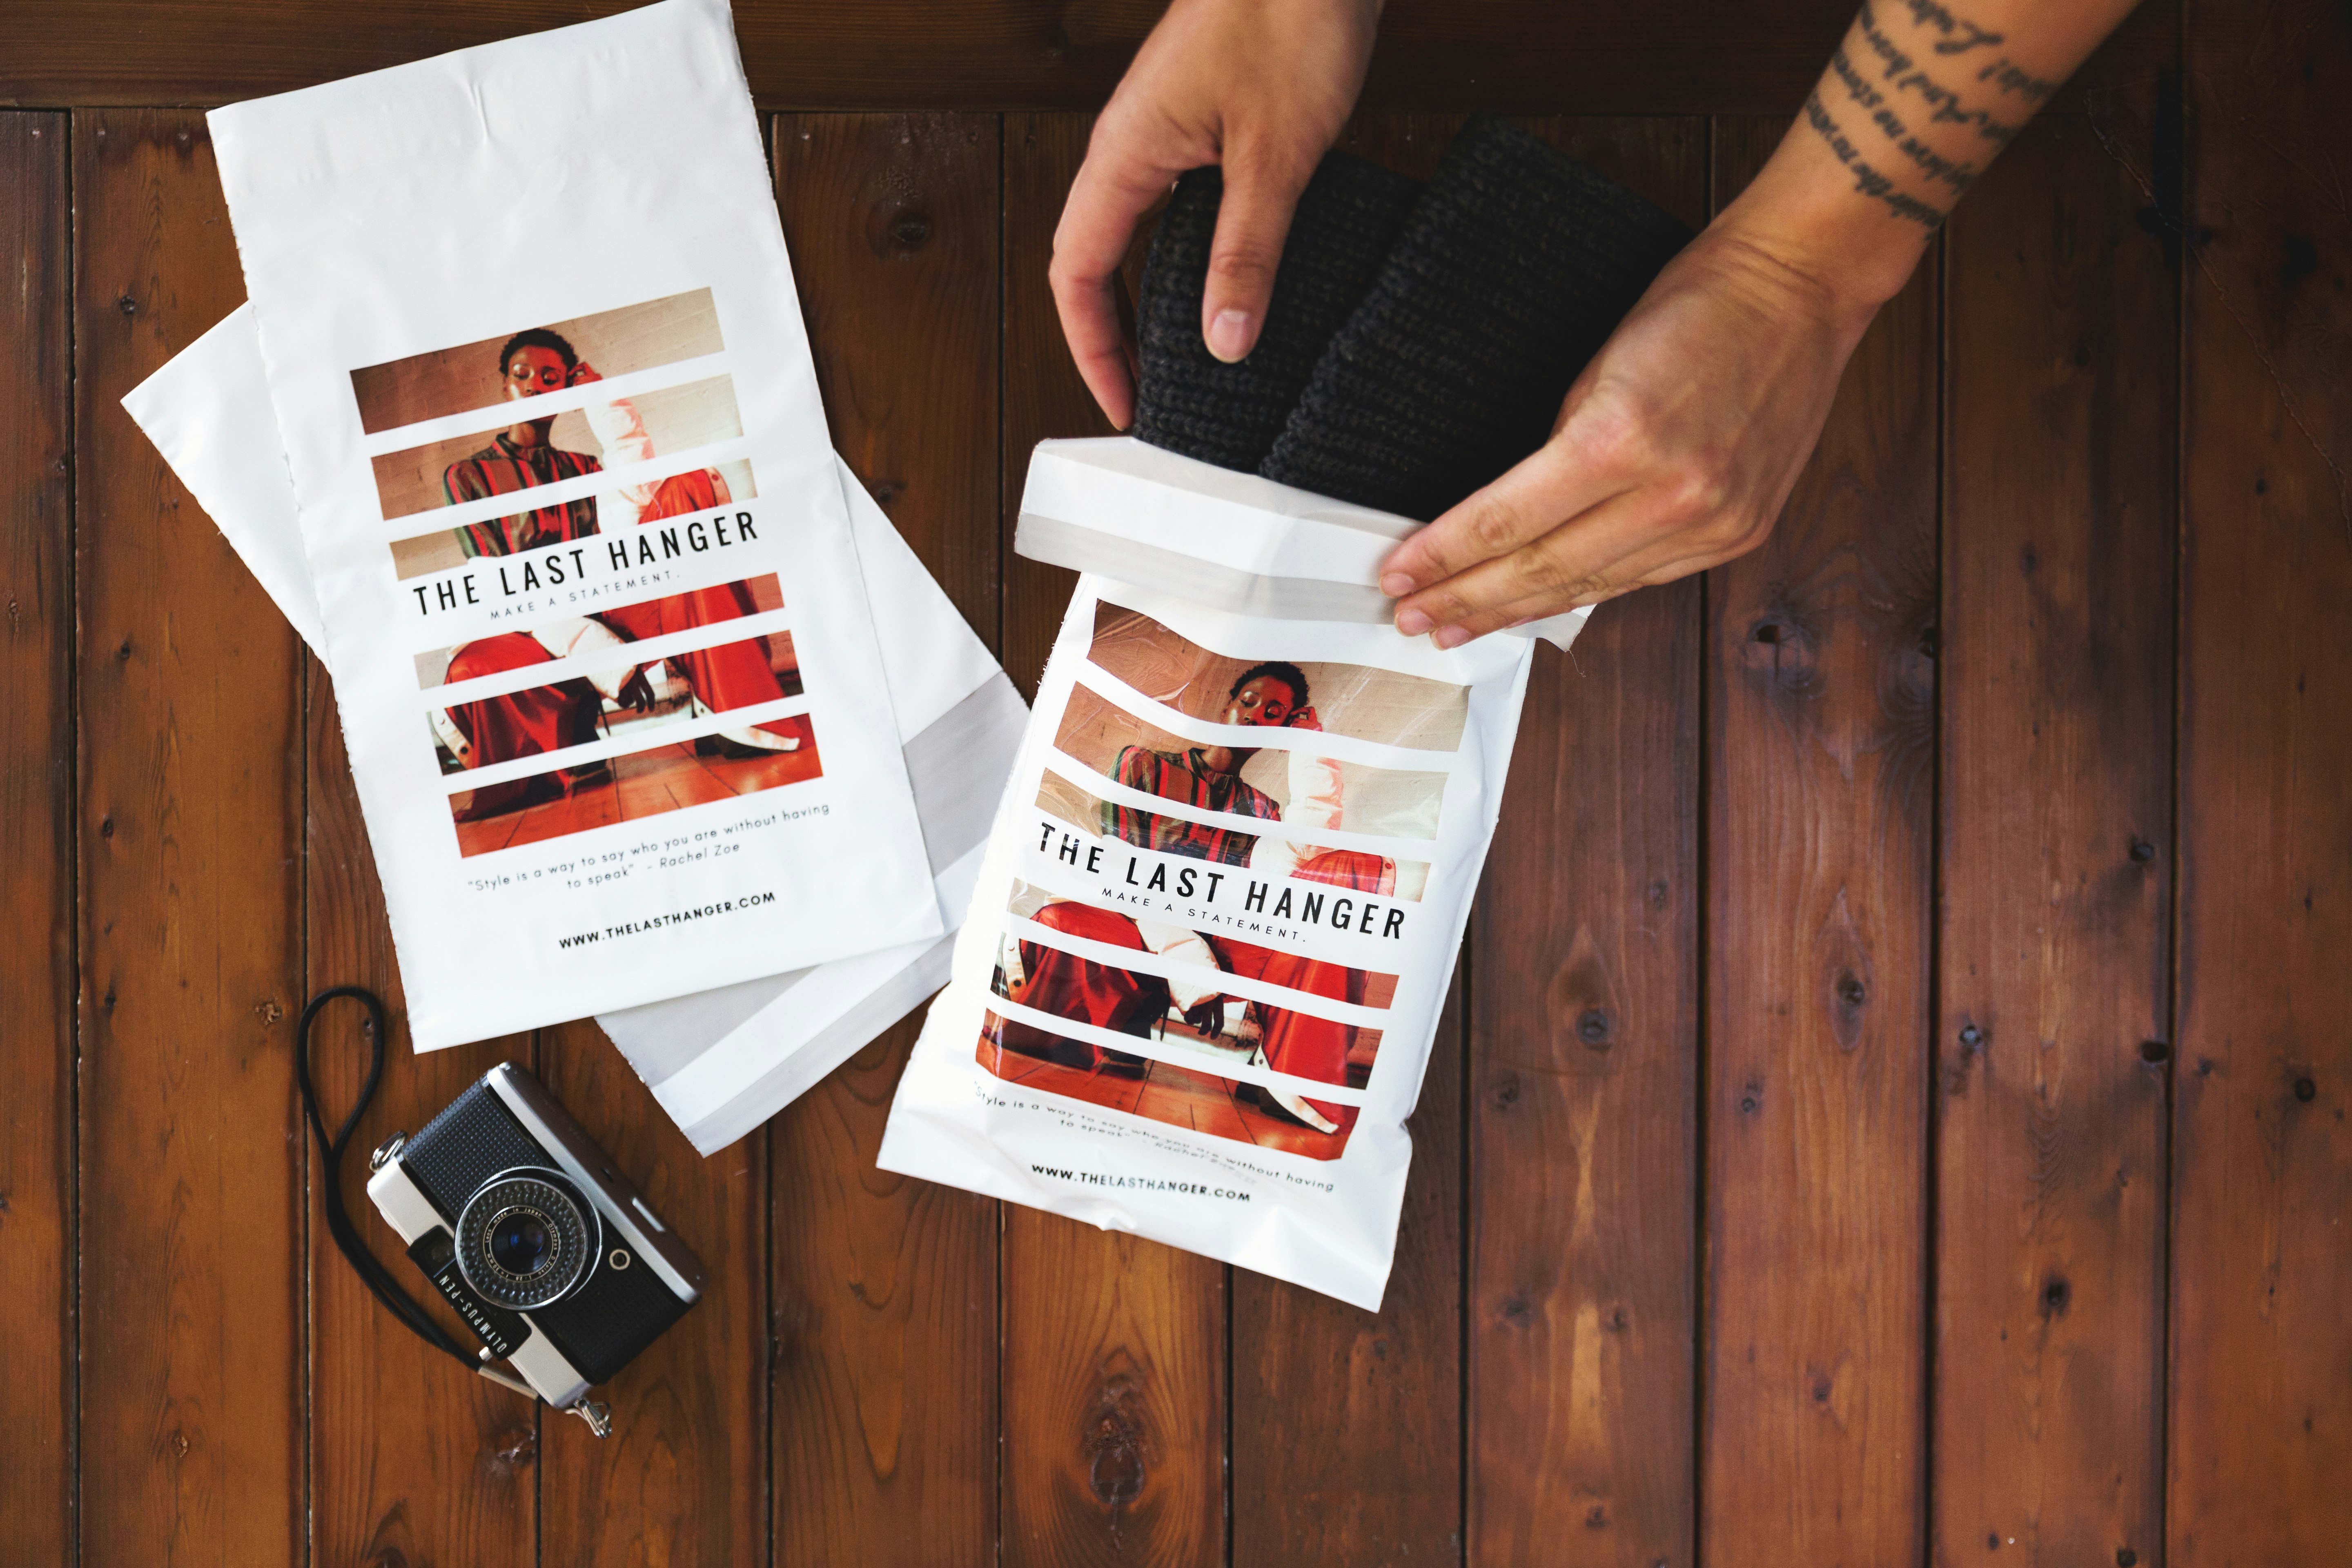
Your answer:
[1201,146,1312,363]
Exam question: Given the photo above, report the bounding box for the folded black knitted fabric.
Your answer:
[1259,116,1694,519]
[1130,155,1422,472]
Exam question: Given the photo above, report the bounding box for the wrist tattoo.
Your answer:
[1975,55,2057,102]
[1802,90,1951,228]
[1855,0,2022,144]
[1890,0,2005,53]
[1826,45,1983,191]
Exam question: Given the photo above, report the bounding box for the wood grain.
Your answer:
[779,113,1002,644]
[1000,113,1110,696]
[1700,117,1938,1568]
[304,682,539,1566]
[0,0,2173,118]
[768,112,1002,1568]
[1000,109,1226,1568]
[1467,114,1707,1568]
[0,109,75,1568]
[1231,973,1466,1568]
[2169,1,2352,1560]
[72,109,305,1568]
[1935,114,2175,1568]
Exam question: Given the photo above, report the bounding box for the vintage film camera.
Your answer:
[366,1062,705,1434]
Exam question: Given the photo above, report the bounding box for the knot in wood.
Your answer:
[1083,1380,1148,1509]
[2128,837,2157,864]
[1575,1007,1613,1049]
[2294,1076,2318,1102]
[868,199,933,258]
[1959,1024,1983,1048]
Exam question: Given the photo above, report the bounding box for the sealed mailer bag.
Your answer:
[201,0,942,1046]
[125,303,1025,1152]
[878,438,1587,1310]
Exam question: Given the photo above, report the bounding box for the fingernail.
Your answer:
[1207,310,1254,362]
[1379,572,1417,598]
[1433,625,1471,650]
[1395,608,1433,637]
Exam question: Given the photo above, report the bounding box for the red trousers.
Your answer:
[1002,902,1168,1069]
[597,470,799,735]
[444,633,604,821]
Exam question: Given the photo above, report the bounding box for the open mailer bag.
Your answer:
[126,303,1024,1152]
[200,0,944,1047]
[877,439,1588,1309]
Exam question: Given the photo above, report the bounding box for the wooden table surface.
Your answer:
[4,2,2348,1564]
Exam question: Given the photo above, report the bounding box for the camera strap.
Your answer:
[294,986,529,1393]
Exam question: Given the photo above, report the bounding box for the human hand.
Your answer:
[1287,705,1323,733]
[567,361,602,388]
[1379,208,1898,647]
[1051,0,1383,428]
[615,667,655,712]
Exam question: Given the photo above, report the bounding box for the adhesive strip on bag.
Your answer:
[1013,438,1589,649]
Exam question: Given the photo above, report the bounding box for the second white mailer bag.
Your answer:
[878,439,1588,1310]
[206,0,943,1047]
[124,304,1026,1154]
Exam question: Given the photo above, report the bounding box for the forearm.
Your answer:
[1728,0,2143,317]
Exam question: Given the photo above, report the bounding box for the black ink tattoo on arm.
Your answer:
[1802,90,1951,227]
[1892,0,2005,53]
[1855,0,2023,143]
[1976,55,2057,102]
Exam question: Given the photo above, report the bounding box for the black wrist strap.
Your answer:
[294,986,480,1374]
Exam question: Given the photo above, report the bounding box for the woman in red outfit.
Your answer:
[432,331,800,808]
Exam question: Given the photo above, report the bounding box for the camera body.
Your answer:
[366,1062,704,1416]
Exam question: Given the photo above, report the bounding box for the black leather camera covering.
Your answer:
[401,1077,688,1385]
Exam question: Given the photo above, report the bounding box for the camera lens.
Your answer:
[489,1207,552,1276]
[455,1171,597,1310]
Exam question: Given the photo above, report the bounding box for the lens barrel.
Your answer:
[455,1170,597,1309]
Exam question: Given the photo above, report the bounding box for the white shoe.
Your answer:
[717,725,799,752]
[1269,1087,1340,1134]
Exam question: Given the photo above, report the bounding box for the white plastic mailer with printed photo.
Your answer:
[125,302,1026,1154]
[202,0,942,1047]
[878,438,1588,1310]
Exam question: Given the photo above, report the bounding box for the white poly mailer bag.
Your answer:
[878,439,1587,1309]
[201,0,941,1047]
[125,303,1025,1152]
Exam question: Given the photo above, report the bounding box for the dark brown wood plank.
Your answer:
[1700,117,1937,1568]
[0,0,2171,118]
[1934,113,2175,1568]
[1001,112,1110,696]
[0,109,75,1568]
[1232,976,1465,1568]
[1466,114,1706,1568]
[74,108,304,1568]
[781,112,1003,646]
[2169,1,2352,1560]
[1225,116,1466,1568]
[999,109,1227,1568]
[304,685,539,1565]
[768,112,1002,1568]
[537,1019,765,1566]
